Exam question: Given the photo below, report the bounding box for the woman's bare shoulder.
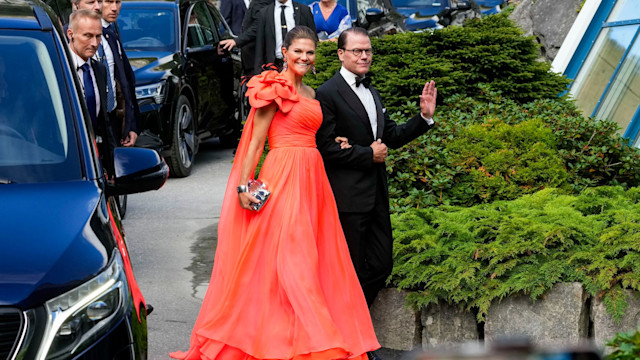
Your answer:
[300,84,316,99]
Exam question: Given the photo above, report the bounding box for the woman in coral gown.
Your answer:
[170,26,380,360]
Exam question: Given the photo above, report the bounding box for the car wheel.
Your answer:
[116,194,127,219]
[169,95,196,177]
[219,83,247,148]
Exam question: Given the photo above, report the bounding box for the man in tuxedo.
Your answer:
[221,0,246,36]
[100,0,139,147]
[253,0,316,73]
[67,9,116,175]
[316,27,437,307]
[219,0,272,75]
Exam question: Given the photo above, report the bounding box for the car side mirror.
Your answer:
[365,8,385,24]
[106,147,169,196]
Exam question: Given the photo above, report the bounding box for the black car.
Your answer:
[118,0,245,177]
[0,0,168,358]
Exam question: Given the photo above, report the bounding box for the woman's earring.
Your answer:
[312,65,316,75]
[283,58,288,71]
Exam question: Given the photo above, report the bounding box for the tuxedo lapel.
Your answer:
[370,87,385,140]
[334,73,374,139]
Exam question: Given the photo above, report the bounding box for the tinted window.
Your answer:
[0,30,82,184]
[118,7,178,52]
[207,3,232,40]
[186,2,218,48]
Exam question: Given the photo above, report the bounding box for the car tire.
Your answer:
[168,95,196,178]
[116,194,127,219]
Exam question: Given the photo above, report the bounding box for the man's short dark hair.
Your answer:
[337,27,369,50]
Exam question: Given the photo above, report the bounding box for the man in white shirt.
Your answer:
[253,0,316,73]
[67,10,116,175]
[100,0,139,147]
[315,27,437,315]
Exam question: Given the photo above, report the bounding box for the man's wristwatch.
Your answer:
[237,185,248,193]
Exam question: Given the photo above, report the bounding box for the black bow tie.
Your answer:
[355,76,371,88]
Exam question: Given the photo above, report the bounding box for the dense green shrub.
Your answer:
[386,93,640,211]
[307,13,571,114]
[305,14,640,210]
[390,186,640,321]
[606,326,640,359]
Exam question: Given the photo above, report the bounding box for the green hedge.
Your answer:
[386,94,640,211]
[308,13,571,113]
[390,186,640,321]
[306,14,640,210]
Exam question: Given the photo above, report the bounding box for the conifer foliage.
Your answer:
[391,186,640,322]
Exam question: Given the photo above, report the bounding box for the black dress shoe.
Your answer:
[146,303,154,316]
[367,351,381,360]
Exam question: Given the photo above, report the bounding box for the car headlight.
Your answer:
[136,81,166,104]
[36,250,129,360]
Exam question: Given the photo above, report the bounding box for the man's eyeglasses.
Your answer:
[341,48,373,57]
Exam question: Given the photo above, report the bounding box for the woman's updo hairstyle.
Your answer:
[283,26,318,50]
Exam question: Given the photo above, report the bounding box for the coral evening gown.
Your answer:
[169,71,380,360]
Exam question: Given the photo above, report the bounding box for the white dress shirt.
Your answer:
[340,67,378,139]
[274,0,295,59]
[339,67,435,139]
[72,52,101,119]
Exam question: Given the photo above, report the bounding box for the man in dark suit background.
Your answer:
[253,0,316,73]
[100,0,139,147]
[316,27,437,308]
[67,9,116,175]
[219,0,272,75]
[220,0,246,36]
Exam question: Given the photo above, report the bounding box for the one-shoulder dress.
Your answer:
[170,71,380,360]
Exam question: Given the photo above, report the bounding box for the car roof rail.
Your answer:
[31,0,54,30]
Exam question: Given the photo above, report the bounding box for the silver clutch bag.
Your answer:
[248,179,271,211]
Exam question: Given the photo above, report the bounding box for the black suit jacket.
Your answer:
[221,0,246,36]
[253,1,316,74]
[103,24,139,140]
[235,0,272,74]
[316,72,433,212]
[90,59,117,175]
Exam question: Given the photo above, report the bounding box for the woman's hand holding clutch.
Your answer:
[238,191,261,211]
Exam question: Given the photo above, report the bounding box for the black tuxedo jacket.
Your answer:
[103,24,139,140]
[316,72,433,212]
[253,1,316,74]
[221,0,246,36]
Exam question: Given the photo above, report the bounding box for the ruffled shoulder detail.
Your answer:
[246,70,299,113]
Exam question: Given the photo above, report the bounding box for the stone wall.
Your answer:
[508,0,583,62]
[371,283,640,356]
[484,282,588,345]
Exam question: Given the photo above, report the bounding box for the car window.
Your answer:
[0,30,82,183]
[118,7,178,52]
[186,2,219,48]
[207,3,232,40]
